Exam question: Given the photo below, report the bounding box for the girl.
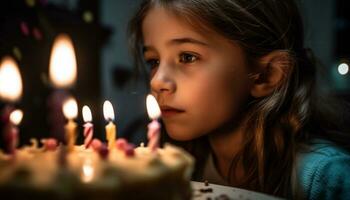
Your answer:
[128,0,350,199]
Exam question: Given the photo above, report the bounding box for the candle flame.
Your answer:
[9,109,23,125]
[82,105,92,122]
[146,94,161,119]
[103,100,115,121]
[81,160,94,183]
[49,34,77,88]
[63,97,78,119]
[0,56,23,102]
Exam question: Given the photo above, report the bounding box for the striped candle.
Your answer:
[146,94,161,152]
[82,105,94,148]
[147,120,161,151]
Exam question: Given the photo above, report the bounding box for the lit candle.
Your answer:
[0,56,23,102]
[146,94,161,152]
[48,33,77,143]
[103,100,116,150]
[49,34,77,89]
[62,97,78,152]
[0,56,23,155]
[5,109,23,154]
[82,105,93,149]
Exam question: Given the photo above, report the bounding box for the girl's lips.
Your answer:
[160,106,185,117]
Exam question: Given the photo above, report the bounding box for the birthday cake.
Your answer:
[0,139,194,200]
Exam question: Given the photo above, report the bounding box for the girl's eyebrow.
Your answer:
[143,45,156,53]
[168,37,209,47]
[143,37,209,53]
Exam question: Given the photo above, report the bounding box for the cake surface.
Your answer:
[0,140,194,200]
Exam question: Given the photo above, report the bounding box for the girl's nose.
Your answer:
[150,64,176,95]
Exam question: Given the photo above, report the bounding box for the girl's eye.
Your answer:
[145,59,160,69]
[179,53,198,63]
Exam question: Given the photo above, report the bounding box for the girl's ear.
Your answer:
[250,50,293,98]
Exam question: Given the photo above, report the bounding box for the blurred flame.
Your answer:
[9,109,23,125]
[49,34,77,88]
[63,97,78,119]
[81,160,94,183]
[146,94,161,119]
[82,105,92,122]
[0,56,23,102]
[103,100,115,121]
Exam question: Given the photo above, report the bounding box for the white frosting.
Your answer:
[0,142,194,190]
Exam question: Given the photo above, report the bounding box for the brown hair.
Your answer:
[128,0,350,197]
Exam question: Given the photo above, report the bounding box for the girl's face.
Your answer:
[142,7,253,141]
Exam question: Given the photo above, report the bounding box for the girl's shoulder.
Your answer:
[298,138,350,158]
[294,138,350,200]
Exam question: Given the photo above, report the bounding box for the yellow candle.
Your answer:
[105,121,116,149]
[103,100,117,150]
[63,97,78,152]
[65,119,77,152]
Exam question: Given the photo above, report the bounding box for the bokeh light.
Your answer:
[338,63,349,75]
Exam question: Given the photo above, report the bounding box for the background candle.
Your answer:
[49,34,77,89]
[82,105,93,148]
[0,56,23,102]
[48,34,77,143]
[146,94,161,152]
[62,97,78,152]
[6,109,23,154]
[103,100,116,150]
[0,56,23,154]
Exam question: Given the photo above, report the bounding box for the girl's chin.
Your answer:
[166,128,204,141]
[168,134,193,141]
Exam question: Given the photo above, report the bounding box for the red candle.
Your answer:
[5,125,18,154]
[6,109,23,154]
[0,57,23,154]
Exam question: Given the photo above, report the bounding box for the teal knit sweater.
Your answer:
[294,139,350,200]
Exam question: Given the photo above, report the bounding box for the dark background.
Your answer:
[0,0,349,150]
